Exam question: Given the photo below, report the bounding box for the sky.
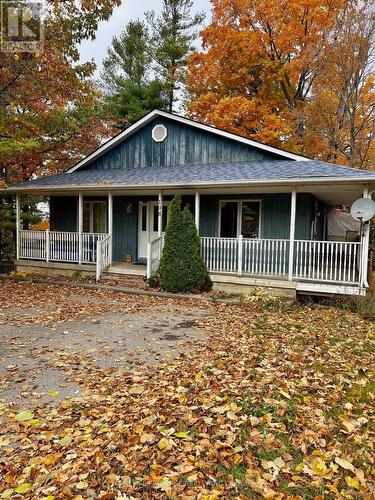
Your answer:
[78,0,212,79]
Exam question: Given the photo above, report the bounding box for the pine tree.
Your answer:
[145,0,204,113]
[101,20,168,127]
[158,195,212,293]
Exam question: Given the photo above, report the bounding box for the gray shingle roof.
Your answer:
[8,160,375,190]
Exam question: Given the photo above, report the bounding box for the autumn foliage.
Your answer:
[0,0,120,185]
[187,0,375,169]
[0,280,374,497]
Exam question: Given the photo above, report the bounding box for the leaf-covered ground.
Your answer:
[0,280,374,499]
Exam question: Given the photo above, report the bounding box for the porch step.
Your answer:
[106,263,146,276]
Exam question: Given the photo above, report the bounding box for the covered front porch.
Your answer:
[14,182,371,296]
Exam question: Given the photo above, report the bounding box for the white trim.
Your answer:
[16,193,20,260]
[288,189,297,281]
[218,199,262,238]
[296,282,365,296]
[158,191,163,237]
[67,110,309,173]
[78,192,83,265]
[152,124,167,142]
[138,200,170,260]
[195,191,200,233]
[108,192,113,264]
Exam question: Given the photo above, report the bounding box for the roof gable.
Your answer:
[69,110,308,173]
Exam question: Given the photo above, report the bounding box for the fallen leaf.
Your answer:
[15,410,34,422]
[335,457,355,472]
[14,483,32,494]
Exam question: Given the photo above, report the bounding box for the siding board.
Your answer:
[82,117,280,172]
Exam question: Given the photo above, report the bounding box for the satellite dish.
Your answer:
[350,198,375,222]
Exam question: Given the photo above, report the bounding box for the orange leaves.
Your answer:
[187,0,375,168]
[0,281,374,498]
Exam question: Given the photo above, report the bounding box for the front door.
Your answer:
[138,201,169,259]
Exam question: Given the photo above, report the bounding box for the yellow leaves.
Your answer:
[155,477,172,492]
[44,453,61,467]
[75,481,89,490]
[244,469,278,498]
[48,391,59,397]
[310,458,331,478]
[129,385,145,395]
[345,476,360,489]
[295,463,304,473]
[1,281,374,499]
[175,431,189,438]
[58,436,72,446]
[158,437,173,451]
[15,409,34,422]
[14,483,32,494]
[1,490,14,499]
[335,457,355,472]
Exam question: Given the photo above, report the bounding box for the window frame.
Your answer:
[218,199,262,238]
[82,200,107,234]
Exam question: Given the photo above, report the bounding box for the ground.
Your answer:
[0,280,374,499]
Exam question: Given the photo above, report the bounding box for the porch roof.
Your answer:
[6,159,375,193]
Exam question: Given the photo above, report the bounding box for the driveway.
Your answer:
[0,280,209,408]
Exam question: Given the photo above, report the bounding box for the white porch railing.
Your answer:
[19,231,363,288]
[201,236,362,286]
[19,230,108,264]
[96,235,112,281]
[294,240,360,284]
[19,230,111,280]
[147,236,164,278]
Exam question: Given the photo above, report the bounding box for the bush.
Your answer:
[158,195,212,293]
[147,272,160,289]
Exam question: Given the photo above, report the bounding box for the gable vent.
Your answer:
[152,124,167,142]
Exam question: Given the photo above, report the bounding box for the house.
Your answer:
[6,109,375,297]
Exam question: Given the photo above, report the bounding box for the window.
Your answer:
[152,124,167,142]
[241,202,260,238]
[83,201,107,233]
[219,200,260,238]
[141,205,147,232]
[220,202,238,237]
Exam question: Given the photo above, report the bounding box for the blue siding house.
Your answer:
[8,110,375,296]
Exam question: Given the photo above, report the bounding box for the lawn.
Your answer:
[0,280,374,498]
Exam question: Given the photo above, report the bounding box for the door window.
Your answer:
[141,205,147,231]
[241,202,260,238]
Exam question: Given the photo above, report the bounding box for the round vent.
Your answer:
[152,124,167,142]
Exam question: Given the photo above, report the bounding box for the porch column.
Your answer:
[108,192,113,264]
[361,186,370,287]
[158,191,163,238]
[15,193,20,260]
[78,192,83,265]
[195,191,200,233]
[288,188,297,281]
